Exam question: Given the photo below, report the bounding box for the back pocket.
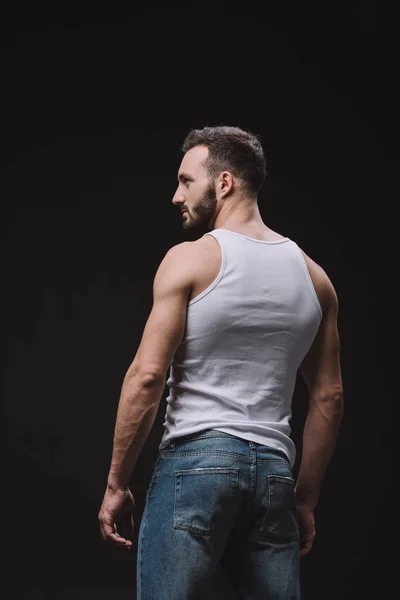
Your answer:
[173,468,239,536]
[259,475,298,543]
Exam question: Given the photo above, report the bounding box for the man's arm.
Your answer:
[107,373,166,491]
[99,243,192,549]
[296,272,344,509]
[106,242,192,491]
[99,372,165,549]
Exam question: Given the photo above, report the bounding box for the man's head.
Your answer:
[172,125,267,232]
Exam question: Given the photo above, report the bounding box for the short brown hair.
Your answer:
[181,125,267,197]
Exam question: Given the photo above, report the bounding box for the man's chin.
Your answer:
[180,217,209,240]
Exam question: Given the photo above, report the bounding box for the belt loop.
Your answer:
[169,439,176,451]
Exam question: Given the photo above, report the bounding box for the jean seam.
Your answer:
[159,451,253,464]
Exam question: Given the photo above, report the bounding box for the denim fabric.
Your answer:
[137,429,300,599]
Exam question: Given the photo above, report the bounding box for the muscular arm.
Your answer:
[296,269,344,509]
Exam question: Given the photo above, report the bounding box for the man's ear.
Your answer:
[219,171,234,197]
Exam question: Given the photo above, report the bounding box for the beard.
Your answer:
[181,181,218,240]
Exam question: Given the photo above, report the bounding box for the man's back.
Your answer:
[158,226,325,469]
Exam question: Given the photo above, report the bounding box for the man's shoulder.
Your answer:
[297,246,337,313]
[162,240,194,263]
[158,241,198,285]
[166,236,212,260]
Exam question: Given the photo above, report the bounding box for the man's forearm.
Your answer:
[107,373,165,490]
[295,395,343,508]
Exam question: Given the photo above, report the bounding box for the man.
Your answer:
[98,126,343,599]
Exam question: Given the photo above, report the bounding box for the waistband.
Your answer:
[162,429,289,463]
[168,429,246,448]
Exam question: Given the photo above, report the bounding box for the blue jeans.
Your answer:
[137,429,300,599]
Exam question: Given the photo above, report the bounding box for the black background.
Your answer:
[1,4,396,599]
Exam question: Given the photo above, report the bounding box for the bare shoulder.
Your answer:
[298,247,342,394]
[298,247,338,314]
[193,233,220,250]
[155,241,193,283]
[185,234,221,264]
[158,240,205,294]
[167,239,210,262]
[162,238,214,270]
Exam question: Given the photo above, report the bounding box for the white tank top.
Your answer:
[159,228,322,466]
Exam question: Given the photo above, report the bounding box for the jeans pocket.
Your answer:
[173,468,239,537]
[260,475,299,543]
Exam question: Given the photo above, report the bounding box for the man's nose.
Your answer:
[172,190,185,205]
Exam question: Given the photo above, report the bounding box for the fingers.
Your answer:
[300,539,313,557]
[99,487,136,550]
[122,511,135,541]
[100,520,133,549]
[107,530,133,549]
[105,525,132,548]
[299,530,315,557]
[108,529,133,549]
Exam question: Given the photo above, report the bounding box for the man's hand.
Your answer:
[98,484,135,550]
[296,503,315,557]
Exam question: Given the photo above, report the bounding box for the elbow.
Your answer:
[124,365,165,388]
[312,387,344,416]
